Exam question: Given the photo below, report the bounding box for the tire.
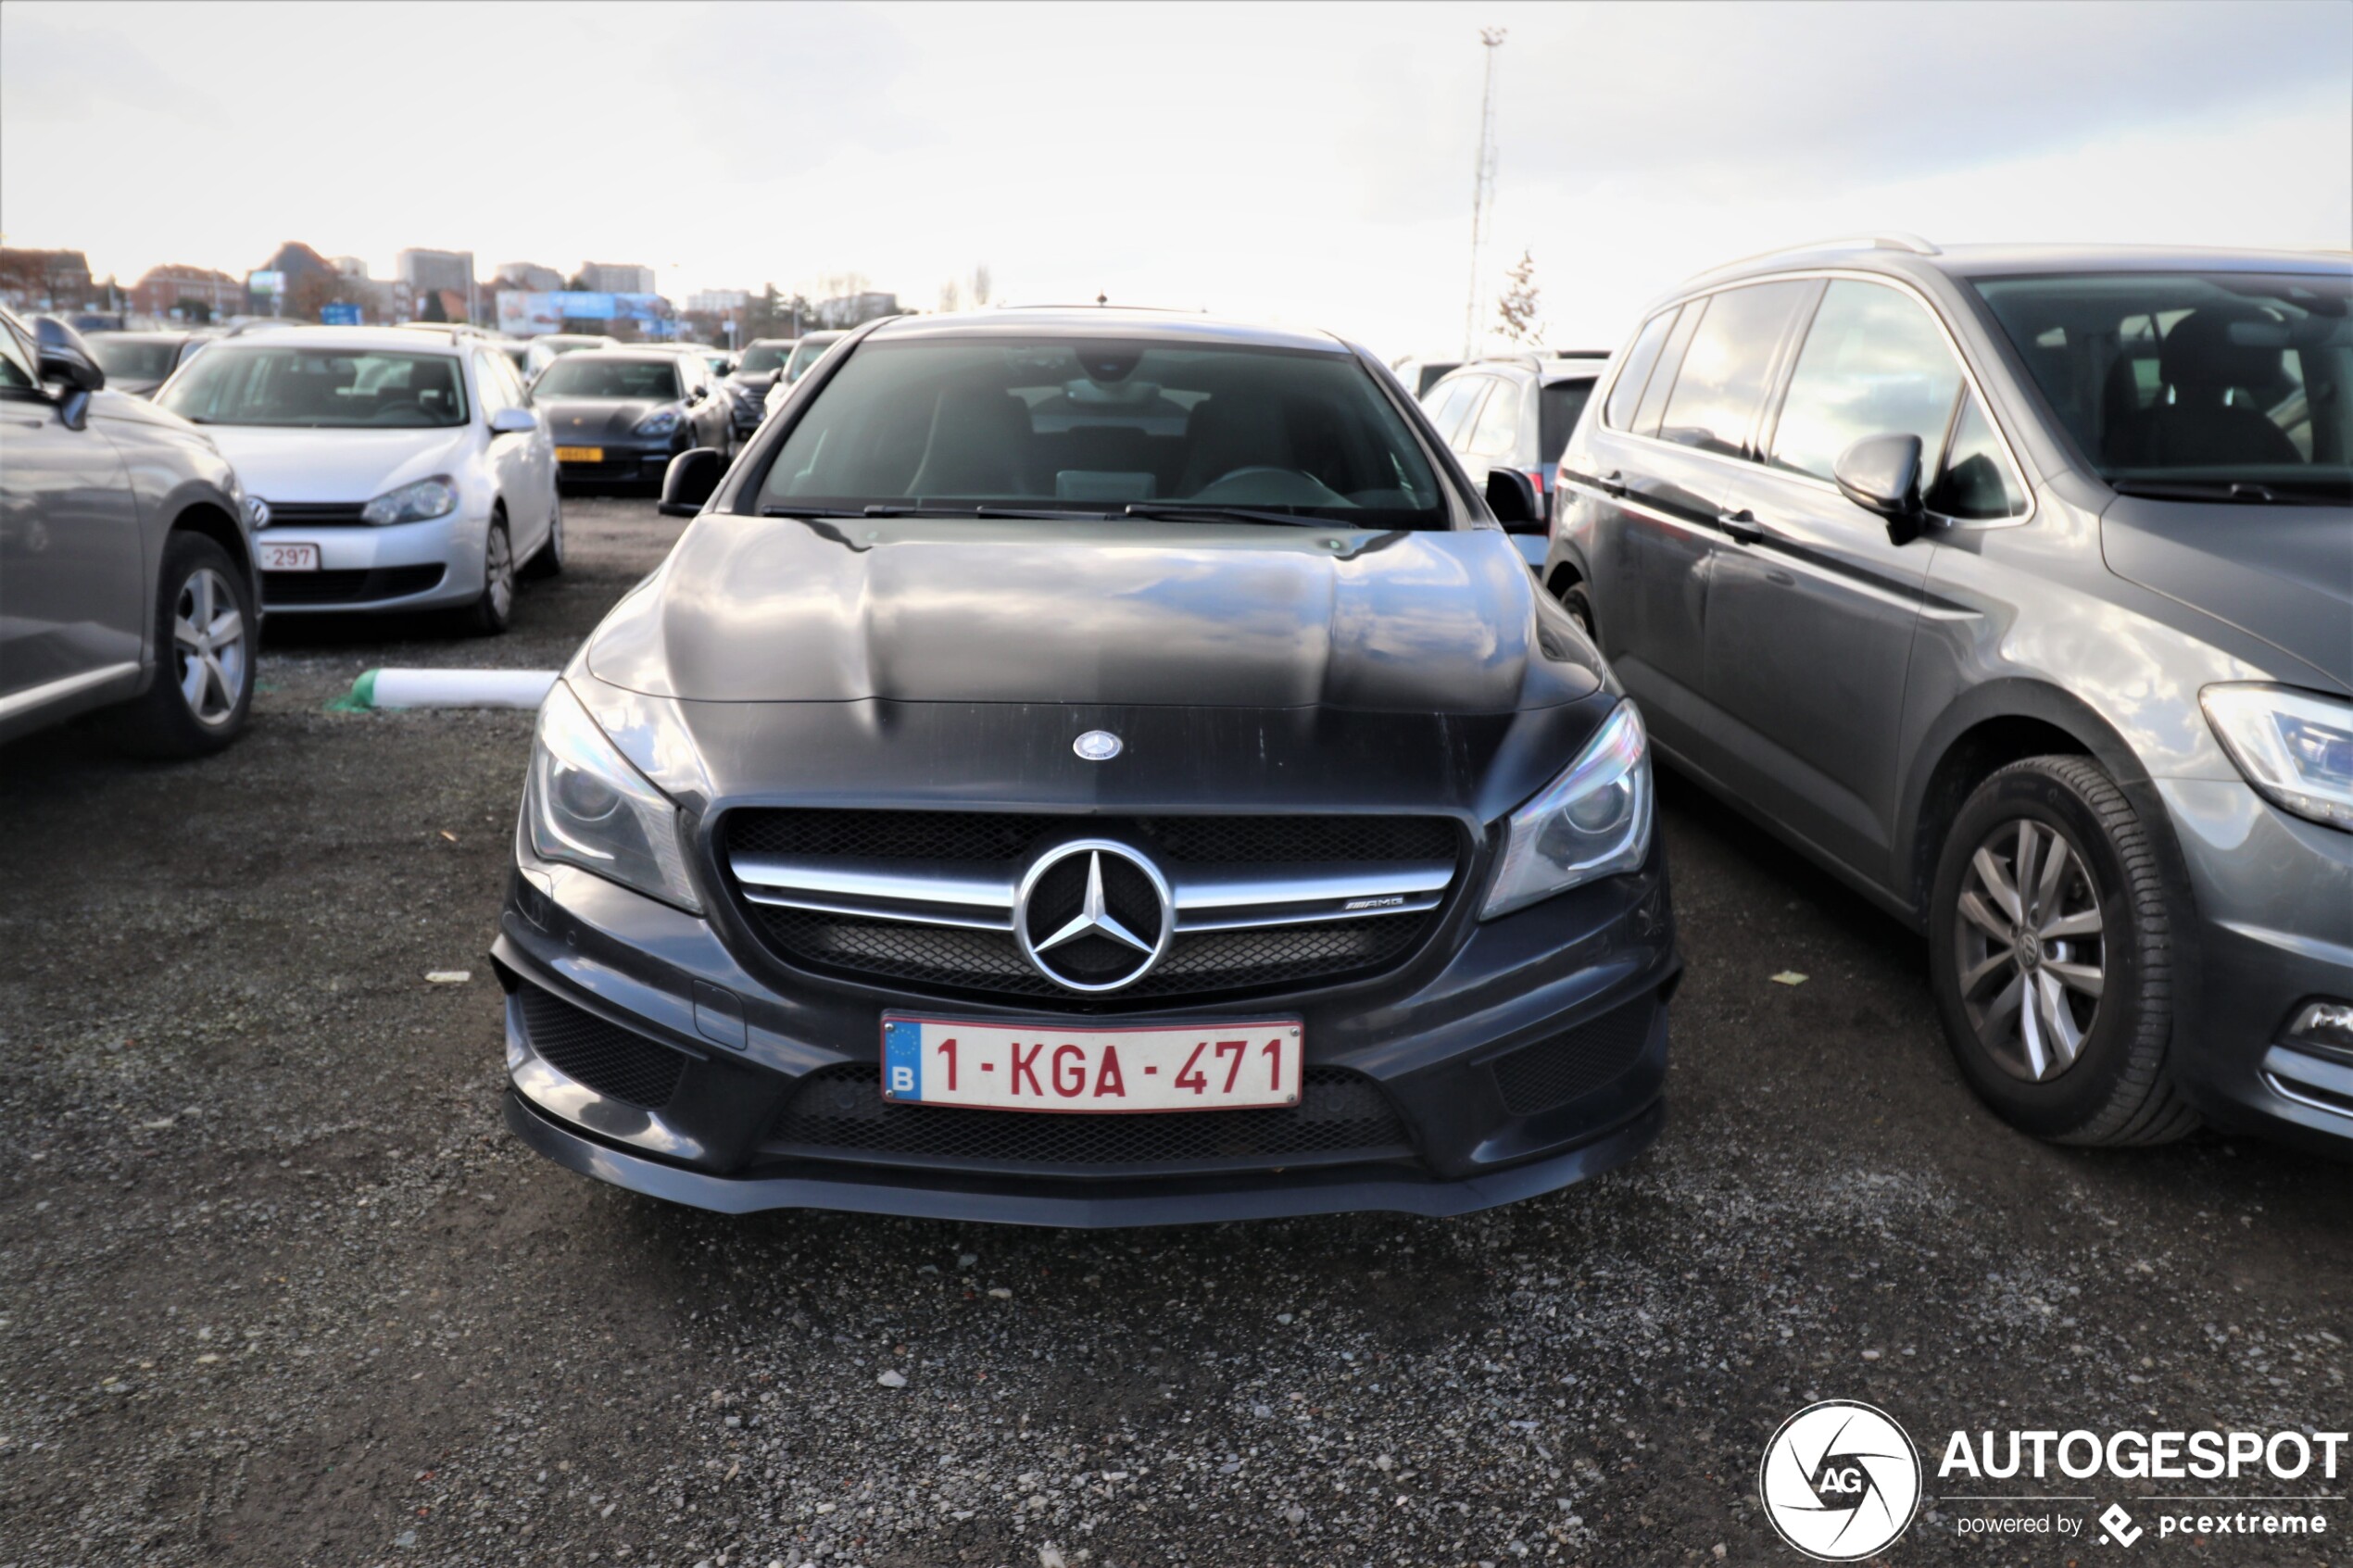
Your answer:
[108,532,255,759]
[1926,755,2198,1146]
[522,493,564,579]
[465,516,517,635]
[1558,580,1596,642]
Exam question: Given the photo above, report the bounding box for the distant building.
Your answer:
[131,264,245,320]
[497,260,564,292]
[0,247,95,310]
[332,256,371,280]
[581,261,657,295]
[398,247,478,320]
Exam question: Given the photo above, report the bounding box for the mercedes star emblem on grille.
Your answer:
[1013,840,1174,993]
[1074,730,1123,761]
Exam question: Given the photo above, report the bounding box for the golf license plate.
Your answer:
[881,1015,1302,1112]
[258,541,319,571]
[555,445,603,463]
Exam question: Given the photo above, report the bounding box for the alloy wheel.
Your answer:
[171,567,246,726]
[1954,818,2107,1082]
[487,523,515,620]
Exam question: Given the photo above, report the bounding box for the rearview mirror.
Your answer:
[659,447,726,517]
[488,407,538,434]
[1484,468,1544,533]
[1832,433,1926,545]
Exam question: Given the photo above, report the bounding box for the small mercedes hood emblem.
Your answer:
[1074,730,1122,761]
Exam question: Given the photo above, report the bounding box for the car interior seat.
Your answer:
[2146,308,2302,470]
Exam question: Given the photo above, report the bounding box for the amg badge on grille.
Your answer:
[1073,730,1123,761]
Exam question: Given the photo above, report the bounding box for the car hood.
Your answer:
[535,398,672,441]
[586,513,1601,712]
[2102,496,2352,691]
[198,424,473,505]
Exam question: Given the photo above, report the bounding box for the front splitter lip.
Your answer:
[504,1088,1665,1228]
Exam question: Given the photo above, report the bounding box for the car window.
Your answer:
[1657,281,1814,458]
[740,343,790,375]
[1632,302,1706,438]
[0,319,36,395]
[1463,376,1520,458]
[1604,307,1678,431]
[1768,280,1965,483]
[1538,379,1595,462]
[1973,270,2350,497]
[756,336,1448,526]
[88,335,182,382]
[1420,376,1485,445]
[532,358,683,400]
[156,347,469,427]
[472,352,516,415]
[1926,393,2028,520]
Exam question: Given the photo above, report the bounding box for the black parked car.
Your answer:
[493,308,1678,1224]
[85,329,217,397]
[1421,351,1609,568]
[1548,237,2350,1153]
[533,350,735,487]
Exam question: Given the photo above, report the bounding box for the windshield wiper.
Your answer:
[860,503,1119,521]
[759,506,870,518]
[2108,478,2349,507]
[1121,503,1338,528]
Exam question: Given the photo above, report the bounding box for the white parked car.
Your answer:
[155,327,560,633]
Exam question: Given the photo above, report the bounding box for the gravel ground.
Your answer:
[0,495,2344,1568]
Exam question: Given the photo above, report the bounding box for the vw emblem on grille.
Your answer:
[1013,839,1173,993]
[1074,730,1123,761]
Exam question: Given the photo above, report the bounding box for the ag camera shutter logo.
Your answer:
[1760,1400,1922,1561]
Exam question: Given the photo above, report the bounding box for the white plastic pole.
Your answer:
[352,668,559,709]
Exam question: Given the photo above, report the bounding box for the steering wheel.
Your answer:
[1189,466,1351,508]
[368,400,426,425]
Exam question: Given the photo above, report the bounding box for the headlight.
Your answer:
[360,475,457,526]
[2202,684,2353,830]
[524,682,701,911]
[1481,700,1654,919]
[635,407,682,437]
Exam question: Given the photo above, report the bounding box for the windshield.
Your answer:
[739,343,789,374]
[1973,270,2351,499]
[157,346,468,427]
[89,335,182,382]
[532,357,681,401]
[755,336,1447,526]
[783,334,843,382]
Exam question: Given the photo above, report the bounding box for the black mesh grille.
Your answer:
[259,501,368,525]
[262,564,446,606]
[518,986,689,1110]
[767,1064,1412,1175]
[723,810,1462,1007]
[1491,997,1654,1115]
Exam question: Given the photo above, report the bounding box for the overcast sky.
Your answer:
[4,0,2347,358]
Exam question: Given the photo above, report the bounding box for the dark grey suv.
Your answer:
[1546,238,2350,1153]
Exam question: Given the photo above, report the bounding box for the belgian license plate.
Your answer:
[258,541,319,571]
[555,445,603,463]
[881,1015,1302,1112]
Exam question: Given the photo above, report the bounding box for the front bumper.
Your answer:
[2158,778,2353,1155]
[256,514,484,613]
[492,830,1679,1224]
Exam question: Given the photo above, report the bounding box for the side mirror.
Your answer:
[33,318,106,396]
[659,447,725,517]
[1832,433,1926,545]
[685,384,707,404]
[1484,468,1544,533]
[488,407,538,434]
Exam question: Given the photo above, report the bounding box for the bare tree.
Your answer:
[969,262,992,307]
[1495,247,1542,345]
[937,278,963,314]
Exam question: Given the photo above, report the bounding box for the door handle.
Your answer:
[1599,470,1626,497]
[1716,508,1766,544]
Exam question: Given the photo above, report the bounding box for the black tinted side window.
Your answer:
[1658,281,1813,458]
[1604,307,1677,430]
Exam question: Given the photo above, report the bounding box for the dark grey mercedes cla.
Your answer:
[493,308,1678,1225]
